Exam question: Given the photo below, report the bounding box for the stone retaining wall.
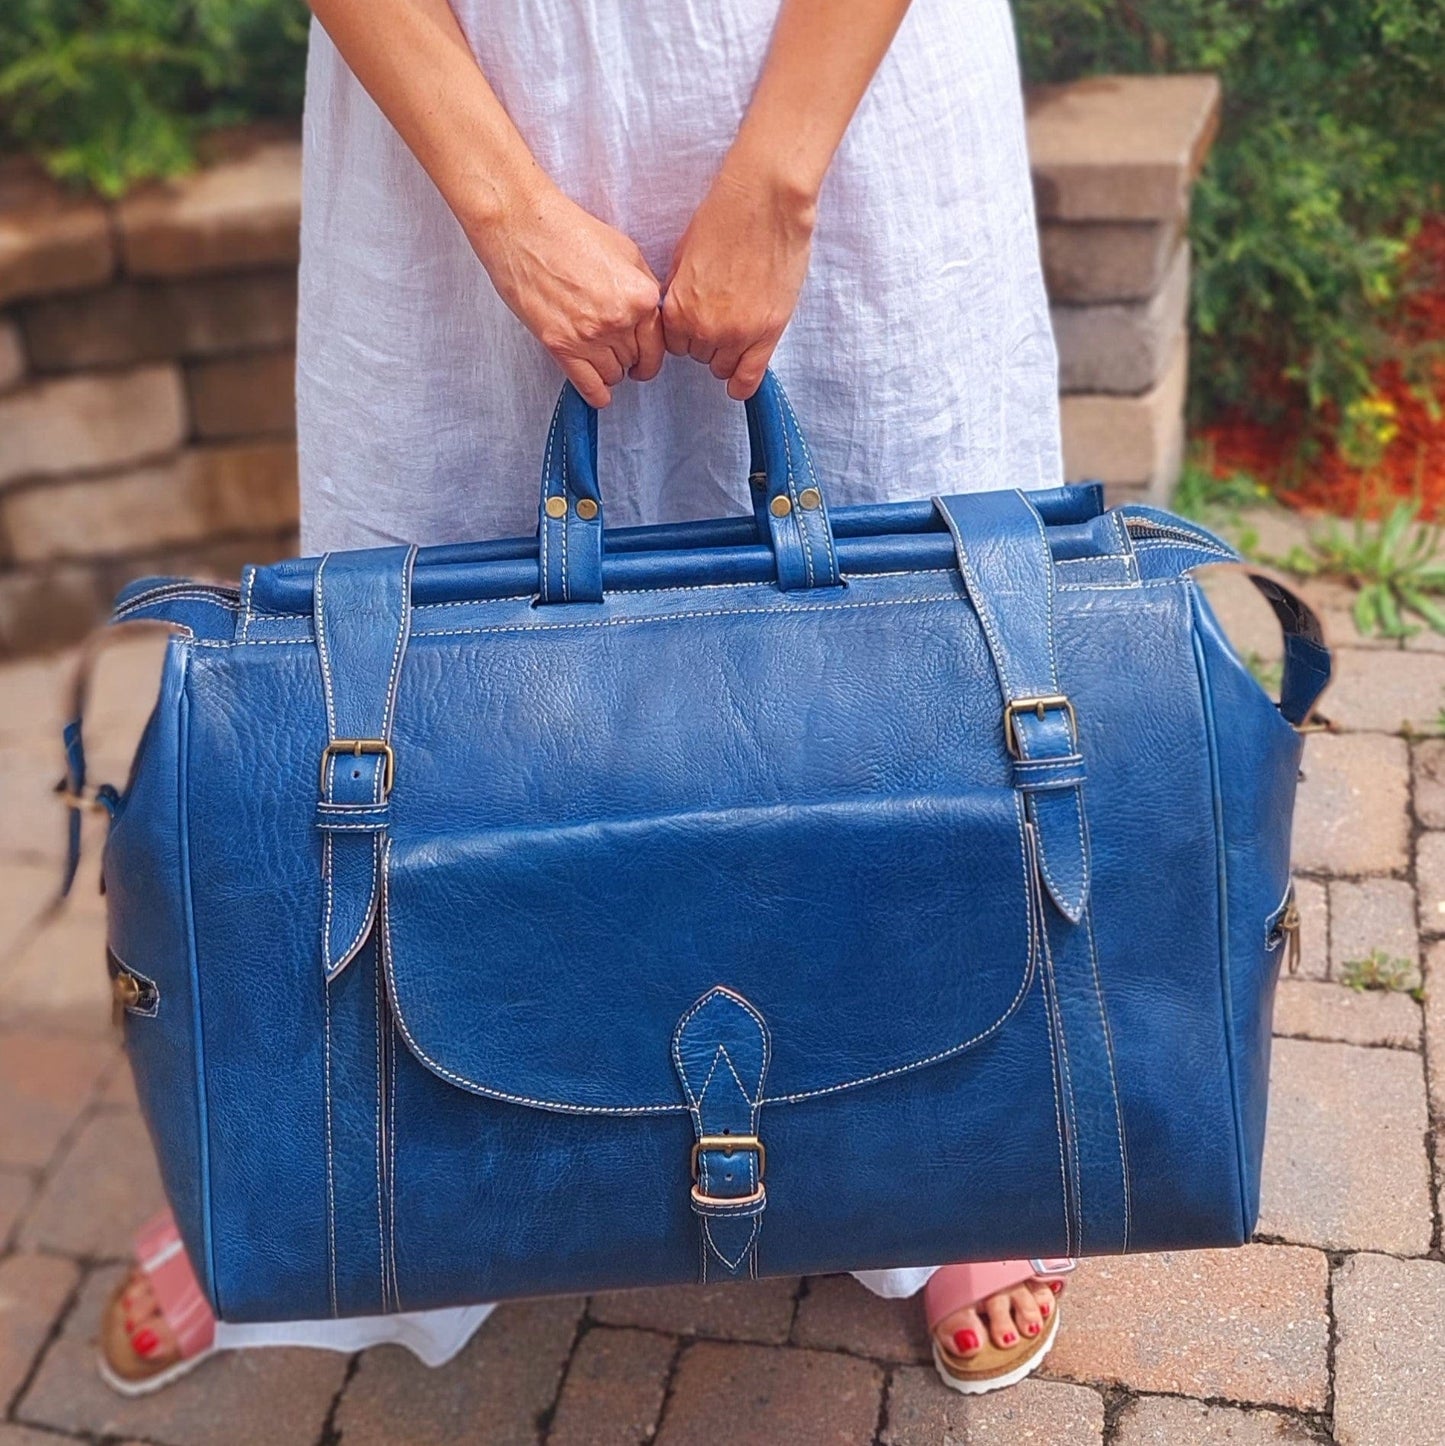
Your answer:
[0,75,1217,657]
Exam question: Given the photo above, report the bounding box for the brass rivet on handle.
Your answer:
[576,498,599,521]
[769,496,793,518]
[544,496,568,520]
[798,487,821,511]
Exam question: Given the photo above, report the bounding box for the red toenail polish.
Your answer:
[1001,1332,1017,1345]
[1025,1322,1040,1335]
[133,1329,159,1356]
[953,1329,979,1352]
[1049,1280,1064,1292]
[1040,1302,1051,1317]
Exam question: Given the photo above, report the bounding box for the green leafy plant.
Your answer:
[1173,456,1271,524]
[1275,501,1445,637]
[1339,948,1424,1001]
[1017,0,1445,430]
[0,0,309,197]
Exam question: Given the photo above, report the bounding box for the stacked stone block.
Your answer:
[0,79,1220,656]
[1030,74,1220,502]
[0,136,301,655]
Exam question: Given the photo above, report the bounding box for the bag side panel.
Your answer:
[1055,579,1249,1251]
[103,643,218,1308]
[1190,584,1303,1231]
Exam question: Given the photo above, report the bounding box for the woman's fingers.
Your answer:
[593,347,626,387]
[726,340,775,401]
[561,357,613,409]
[631,310,666,381]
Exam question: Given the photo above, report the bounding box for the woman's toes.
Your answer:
[120,1274,153,1318]
[1030,1281,1056,1320]
[982,1291,1020,1349]
[942,1306,985,1358]
[1010,1284,1044,1338]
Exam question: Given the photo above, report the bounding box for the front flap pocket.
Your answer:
[382,789,1037,1113]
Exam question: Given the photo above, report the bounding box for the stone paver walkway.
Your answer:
[1,527,1442,1444]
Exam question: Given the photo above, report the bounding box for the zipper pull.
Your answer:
[1281,893,1302,974]
[111,969,141,1027]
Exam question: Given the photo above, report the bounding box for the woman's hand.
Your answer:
[468,179,667,407]
[662,159,817,401]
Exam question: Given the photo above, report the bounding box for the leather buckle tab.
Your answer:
[1004,695,1076,759]
[320,739,396,796]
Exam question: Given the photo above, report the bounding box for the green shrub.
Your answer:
[1016,0,1445,427]
[4,1,1441,438]
[0,0,308,198]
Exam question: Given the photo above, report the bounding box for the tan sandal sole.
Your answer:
[932,1305,1060,1396]
[97,1279,215,1399]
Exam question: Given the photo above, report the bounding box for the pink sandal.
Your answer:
[98,1211,218,1397]
[924,1258,1075,1395]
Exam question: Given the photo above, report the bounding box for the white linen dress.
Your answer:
[245,0,1062,1363]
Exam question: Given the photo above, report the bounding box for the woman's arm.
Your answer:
[307,0,665,405]
[663,0,914,399]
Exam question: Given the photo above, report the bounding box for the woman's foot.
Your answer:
[98,1212,217,1397]
[924,1260,1073,1396]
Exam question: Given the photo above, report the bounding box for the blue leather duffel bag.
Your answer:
[64,373,1330,1322]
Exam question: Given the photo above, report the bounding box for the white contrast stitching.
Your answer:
[388,1017,400,1311]
[182,579,1192,648]
[323,974,338,1316]
[1041,927,1082,1252]
[239,566,256,641]
[374,950,386,1308]
[1083,890,1132,1252]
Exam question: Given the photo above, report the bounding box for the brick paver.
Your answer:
[1112,1396,1319,1443]
[1426,941,1445,1120]
[1259,1038,1432,1254]
[3,571,1445,1443]
[1292,734,1409,876]
[0,1172,32,1249]
[1041,1246,1329,1409]
[19,1108,165,1259]
[1272,979,1421,1050]
[0,1252,78,1408]
[1414,738,1445,828]
[656,1342,882,1446]
[335,1297,583,1446]
[1333,1254,1445,1446]
[546,1326,675,1446]
[0,1029,109,1169]
[882,1373,1104,1444]
[1417,831,1445,938]
[1292,876,1330,980]
[1327,878,1419,977]
[790,1275,931,1364]
[0,906,111,1040]
[18,1265,347,1446]
[1322,646,1445,734]
[590,1277,798,1346]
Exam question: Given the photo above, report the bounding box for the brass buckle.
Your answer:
[689,1135,766,1206]
[319,739,395,796]
[55,782,109,814]
[1003,695,1077,759]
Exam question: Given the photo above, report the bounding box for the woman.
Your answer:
[102,0,1072,1400]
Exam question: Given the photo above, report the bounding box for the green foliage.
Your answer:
[1339,948,1424,1001]
[1276,501,1445,638]
[1016,0,1445,426]
[1171,453,1272,556]
[0,0,308,197]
